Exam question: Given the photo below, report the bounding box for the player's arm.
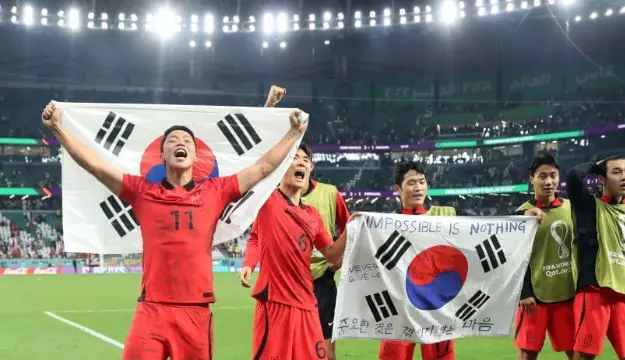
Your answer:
[514,208,538,313]
[263,85,286,108]
[240,223,260,288]
[236,110,307,195]
[41,102,123,196]
[566,162,598,210]
[329,191,351,270]
[318,213,362,265]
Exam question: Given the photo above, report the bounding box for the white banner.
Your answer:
[58,102,301,254]
[334,213,537,343]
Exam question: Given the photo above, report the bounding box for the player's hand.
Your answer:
[239,266,253,288]
[41,102,62,129]
[265,85,286,107]
[330,257,343,272]
[524,208,545,224]
[520,297,537,314]
[289,109,309,134]
[348,212,363,223]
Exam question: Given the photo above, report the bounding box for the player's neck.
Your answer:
[279,183,302,205]
[534,194,555,205]
[165,168,193,187]
[602,190,623,204]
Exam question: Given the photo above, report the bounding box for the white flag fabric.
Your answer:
[333,213,537,343]
[58,102,301,254]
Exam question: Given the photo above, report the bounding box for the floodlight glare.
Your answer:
[441,0,459,24]
[292,23,298,30]
[130,23,137,30]
[144,23,151,31]
[68,8,80,30]
[231,24,239,32]
[369,19,376,26]
[414,15,421,22]
[324,40,330,45]
[102,21,108,29]
[605,8,613,16]
[621,6,625,14]
[355,11,362,19]
[460,10,466,17]
[369,11,376,18]
[491,4,499,14]
[400,16,407,23]
[323,12,331,21]
[337,21,344,28]
[589,11,597,19]
[155,8,177,38]
[11,6,17,14]
[58,10,65,17]
[88,12,94,20]
[189,40,196,48]
[41,18,47,25]
[506,3,514,11]
[355,19,362,27]
[309,22,315,30]
[119,13,125,21]
[425,13,433,22]
[338,12,344,20]
[323,22,330,29]
[414,6,421,14]
[476,0,484,7]
[263,13,274,33]
[279,41,286,49]
[233,16,239,23]
[383,8,391,17]
[205,40,212,48]
[459,2,466,9]
[41,8,48,16]
[262,41,268,48]
[574,15,581,21]
[191,14,199,23]
[87,21,94,28]
[118,22,125,30]
[521,1,529,9]
[478,7,487,15]
[11,15,17,24]
[23,5,34,26]
[250,24,256,31]
[293,14,299,21]
[58,19,65,27]
[309,14,316,21]
[534,0,541,7]
[222,25,228,32]
[204,14,214,33]
[426,5,432,13]
[548,0,555,4]
[131,14,137,21]
[223,16,230,22]
[399,8,406,15]
[250,16,256,22]
[383,17,391,26]
[191,23,199,32]
[277,12,288,33]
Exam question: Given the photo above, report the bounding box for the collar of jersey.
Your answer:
[278,188,306,209]
[161,178,195,191]
[302,179,317,197]
[530,195,563,209]
[401,205,428,215]
[600,194,625,204]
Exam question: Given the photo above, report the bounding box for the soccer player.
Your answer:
[300,143,350,360]
[41,86,306,360]
[567,156,625,360]
[514,154,575,360]
[379,161,455,360]
[239,145,358,360]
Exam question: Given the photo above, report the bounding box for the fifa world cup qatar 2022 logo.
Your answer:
[139,135,220,183]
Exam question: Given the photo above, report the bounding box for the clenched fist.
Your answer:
[265,85,286,108]
[41,102,62,129]
[289,109,309,134]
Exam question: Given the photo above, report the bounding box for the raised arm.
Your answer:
[264,85,286,108]
[318,213,362,265]
[42,102,123,196]
[236,110,307,195]
[566,162,598,211]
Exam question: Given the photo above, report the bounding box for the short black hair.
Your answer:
[160,125,196,153]
[598,155,625,176]
[298,143,312,159]
[393,161,427,187]
[529,153,560,176]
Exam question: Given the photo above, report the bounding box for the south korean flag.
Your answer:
[333,213,538,343]
[57,102,302,254]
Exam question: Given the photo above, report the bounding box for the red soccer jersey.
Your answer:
[242,189,333,311]
[120,174,240,304]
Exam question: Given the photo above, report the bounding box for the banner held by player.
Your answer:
[333,213,538,343]
[58,102,302,254]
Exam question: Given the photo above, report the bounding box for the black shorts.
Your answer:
[313,269,337,339]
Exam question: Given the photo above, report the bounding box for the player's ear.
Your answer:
[160,152,165,163]
[393,184,401,193]
[529,175,535,186]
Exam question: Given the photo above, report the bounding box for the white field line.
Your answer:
[51,305,254,314]
[44,311,125,349]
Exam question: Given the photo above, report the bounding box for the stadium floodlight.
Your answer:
[574,15,581,21]
[58,10,65,17]
[68,8,80,30]
[506,3,514,11]
[250,15,256,22]
[521,1,529,9]
[478,7,487,15]
[621,6,625,14]
[279,41,287,49]
[176,15,182,24]
[145,13,153,22]
[426,5,432,13]
[369,19,376,26]
[88,12,94,20]
[87,21,94,28]
[491,4,499,14]
[11,6,17,14]
[548,0,555,4]
[292,23,298,30]
[605,8,613,16]
[263,13,274,33]
[534,0,541,6]
[23,5,34,26]
[400,16,407,23]
[309,22,315,30]
[460,10,466,17]
[261,41,269,48]
[118,22,125,30]
[11,15,17,24]
[155,7,177,38]
[191,14,198,23]
[277,12,288,33]
[309,14,316,21]
[355,11,362,18]
[222,24,228,32]
[130,14,137,21]
[233,15,240,23]
[189,40,196,48]
[130,23,137,30]
[292,14,299,21]
[476,0,484,7]
[231,24,239,32]
[589,11,597,19]
[325,40,330,45]
[58,19,65,27]
[441,0,458,24]
[102,21,108,29]
[369,11,376,18]
[41,8,48,16]
[191,23,199,32]
[338,12,344,20]
[250,24,256,31]
[102,13,108,21]
[223,16,230,22]
[323,11,331,21]
[459,2,466,9]
[204,14,214,33]
[338,21,344,28]
[323,21,330,29]
[399,8,406,15]
[355,19,362,27]
[383,17,391,26]
[425,13,433,22]
[383,8,391,17]
[145,23,152,31]
[41,17,48,25]
[205,40,212,48]
[490,0,498,5]
[118,13,125,21]
[414,6,421,14]
[414,15,421,22]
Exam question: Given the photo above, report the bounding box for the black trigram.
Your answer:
[455,290,490,321]
[220,191,254,224]
[99,195,138,237]
[475,235,507,273]
[94,112,135,156]
[365,290,398,323]
[375,230,412,270]
[217,113,262,156]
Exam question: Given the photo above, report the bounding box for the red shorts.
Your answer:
[252,300,327,360]
[379,340,455,360]
[122,301,214,360]
[573,287,625,357]
[513,301,575,352]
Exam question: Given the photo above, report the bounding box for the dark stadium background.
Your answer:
[0,1,623,358]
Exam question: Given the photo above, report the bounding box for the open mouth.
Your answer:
[294,170,305,180]
[174,148,188,159]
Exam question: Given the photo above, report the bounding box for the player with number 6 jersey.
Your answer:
[240,146,359,360]
[513,154,576,360]
[41,86,307,360]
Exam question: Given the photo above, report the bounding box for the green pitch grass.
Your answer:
[0,274,616,359]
